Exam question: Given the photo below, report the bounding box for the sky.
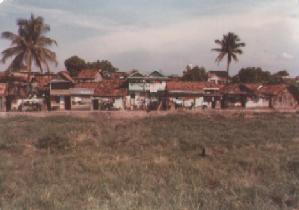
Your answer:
[0,0,299,76]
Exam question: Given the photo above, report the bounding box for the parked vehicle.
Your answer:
[16,98,44,112]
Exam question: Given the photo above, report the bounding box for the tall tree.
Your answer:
[1,14,57,79]
[212,32,245,83]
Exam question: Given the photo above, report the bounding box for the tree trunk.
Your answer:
[27,52,32,98]
[226,60,230,84]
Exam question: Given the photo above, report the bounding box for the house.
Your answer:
[242,84,269,108]
[76,69,103,83]
[221,83,299,109]
[109,71,129,80]
[166,81,222,110]
[71,82,97,111]
[0,71,35,111]
[127,71,168,110]
[258,84,298,109]
[208,71,228,85]
[49,73,75,111]
[93,80,127,110]
[221,83,257,108]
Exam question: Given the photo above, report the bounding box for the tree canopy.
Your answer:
[64,56,86,77]
[232,67,291,84]
[182,65,208,81]
[64,56,118,77]
[233,67,271,83]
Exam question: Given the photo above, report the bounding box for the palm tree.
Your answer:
[212,32,245,84]
[1,14,57,80]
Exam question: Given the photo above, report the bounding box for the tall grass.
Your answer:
[0,113,298,210]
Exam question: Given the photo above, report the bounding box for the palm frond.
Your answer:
[1,46,23,63]
[231,53,239,62]
[41,48,58,66]
[1,31,18,41]
[215,52,226,63]
[36,36,57,47]
[212,48,224,52]
[7,52,25,71]
[233,49,243,54]
[1,14,58,73]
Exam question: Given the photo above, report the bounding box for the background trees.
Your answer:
[232,67,271,83]
[64,56,86,77]
[232,67,291,84]
[182,65,208,81]
[64,56,118,77]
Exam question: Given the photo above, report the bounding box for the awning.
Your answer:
[50,89,70,96]
[70,88,94,96]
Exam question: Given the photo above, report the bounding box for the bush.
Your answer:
[36,133,72,152]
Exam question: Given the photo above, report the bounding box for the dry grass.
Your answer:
[0,113,298,210]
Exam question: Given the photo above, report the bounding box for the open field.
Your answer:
[0,113,298,210]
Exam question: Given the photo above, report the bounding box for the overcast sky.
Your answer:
[0,0,299,75]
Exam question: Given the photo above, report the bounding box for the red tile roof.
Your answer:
[58,71,75,83]
[77,69,101,79]
[9,72,32,83]
[258,84,288,95]
[94,80,127,97]
[75,82,98,90]
[242,83,263,91]
[33,75,54,87]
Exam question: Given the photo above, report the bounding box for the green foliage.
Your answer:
[64,55,86,77]
[269,70,290,84]
[182,65,208,81]
[64,56,118,77]
[235,67,272,83]
[233,67,291,84]
[87,60,118,76]
[288,84,299,102]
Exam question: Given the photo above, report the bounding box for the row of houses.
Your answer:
[0,69,298,112]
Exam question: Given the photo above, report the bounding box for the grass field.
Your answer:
[0,113,298,210]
